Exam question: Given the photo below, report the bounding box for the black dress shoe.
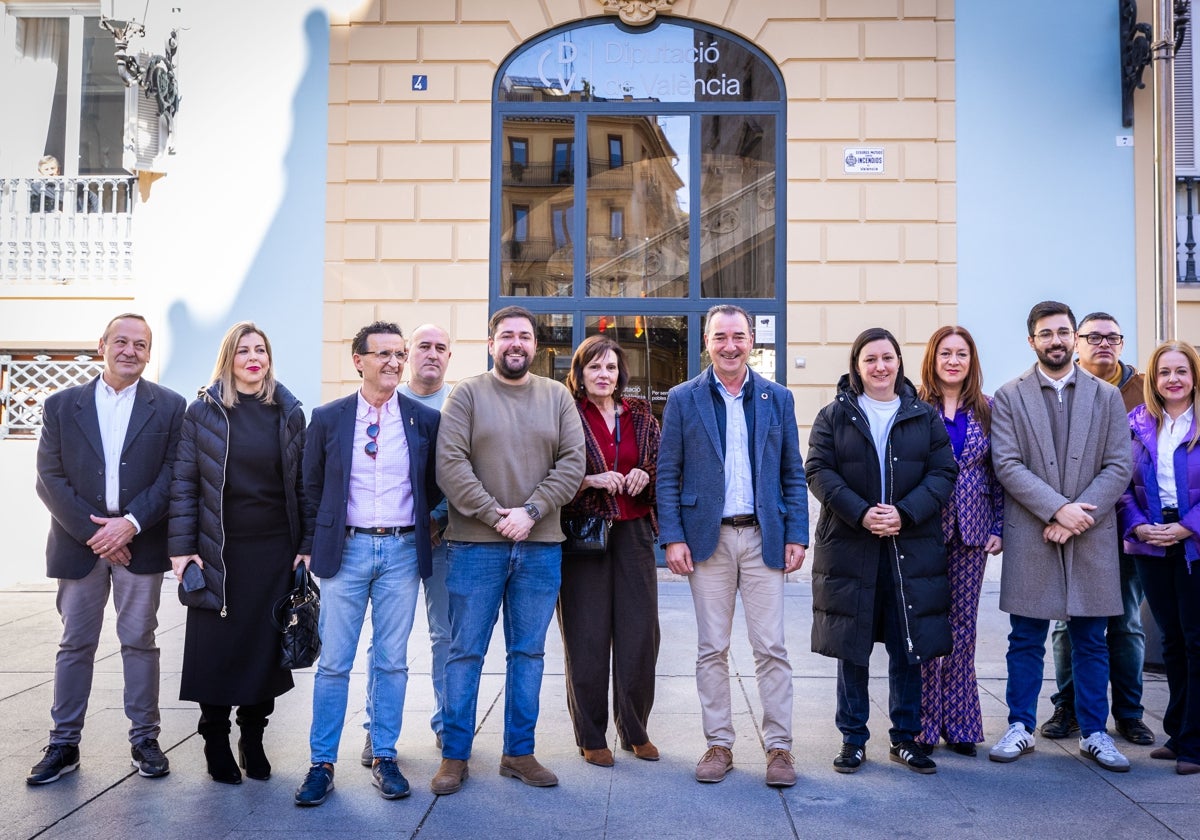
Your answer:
[833,743,865,774]
[1115,718,1155,746]
[1039,705,1080,739]
[947,742,978,756]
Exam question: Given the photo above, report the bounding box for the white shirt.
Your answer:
[1156,405,1195,508]
[858,393,901,501]
[94,377,142,531]
[716,373,754,518]
[1037,364,1075,400]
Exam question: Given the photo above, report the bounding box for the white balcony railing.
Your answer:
[0,177,136,286]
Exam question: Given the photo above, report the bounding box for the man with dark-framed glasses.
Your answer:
[294,321,443,806]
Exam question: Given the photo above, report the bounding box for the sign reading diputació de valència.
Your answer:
[844,148,885,174]
[498,20,781,103]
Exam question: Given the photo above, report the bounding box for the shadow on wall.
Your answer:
[162,9,328,411]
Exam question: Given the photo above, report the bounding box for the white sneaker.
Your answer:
[989,723,1035,763]
[1080,731,1131,773]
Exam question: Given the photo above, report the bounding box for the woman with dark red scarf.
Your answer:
[558,335,662,768]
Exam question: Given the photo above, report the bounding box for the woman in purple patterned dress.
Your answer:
[915,326,1004,756]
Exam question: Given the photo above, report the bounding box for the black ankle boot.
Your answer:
[238,727,271,780]
[200,732,242,784]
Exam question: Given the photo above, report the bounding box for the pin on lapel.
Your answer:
[760,392,768,400]
[409,417,414,425]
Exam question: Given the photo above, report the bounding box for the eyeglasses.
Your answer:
[1077,332,1124,346]
[1032,328,1075,343]
[369,350,408,362]
[364,422,380,459]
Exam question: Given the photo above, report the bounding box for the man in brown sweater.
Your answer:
[430,305,585,795]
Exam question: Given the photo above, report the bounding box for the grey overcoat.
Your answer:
[990,364,1132,620]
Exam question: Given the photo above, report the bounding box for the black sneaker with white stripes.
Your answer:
[890,740,937,774]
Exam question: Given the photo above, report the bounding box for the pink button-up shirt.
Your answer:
[346,391,415,528]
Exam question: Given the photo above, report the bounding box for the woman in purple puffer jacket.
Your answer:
[1118,340,1200,776]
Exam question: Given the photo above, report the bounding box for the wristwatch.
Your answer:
[523,503,542,521]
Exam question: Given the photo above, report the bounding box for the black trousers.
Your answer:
[557,515,660,749]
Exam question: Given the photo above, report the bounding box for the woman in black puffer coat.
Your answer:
[806,327,957,775]
[168,321,308,785]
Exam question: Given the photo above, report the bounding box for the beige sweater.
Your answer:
[437,371,585,543]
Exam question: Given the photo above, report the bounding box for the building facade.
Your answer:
[0,0,1194,438]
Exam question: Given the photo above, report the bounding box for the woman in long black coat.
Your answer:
[169,321,308,784]
[806,327,957,775]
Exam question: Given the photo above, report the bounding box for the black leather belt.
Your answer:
[348,525,415,537]
[721,515,758,528]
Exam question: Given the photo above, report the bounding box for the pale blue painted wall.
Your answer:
[957,1,1138,389]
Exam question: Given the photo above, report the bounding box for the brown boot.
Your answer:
[621,740,660,761]
[499,754,558,787]
[695,745,733,783]
[580,747,614,767]
[430,758,469,795]
[765,748,796,787]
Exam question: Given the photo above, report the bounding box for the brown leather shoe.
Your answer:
[1178,760,1200,775]
[580,747,614,767]
[499,754,558,787]
[629,741,660,761]
[1151,746,1178,760]
[765,748,796,787]
[695,746,733,783]
[430,758,469,795]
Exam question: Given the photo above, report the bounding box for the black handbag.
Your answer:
[272,566,321,669]
[563,514,609,557]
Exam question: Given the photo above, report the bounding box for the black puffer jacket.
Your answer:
[806,375,957,667]
[168,382,306,612]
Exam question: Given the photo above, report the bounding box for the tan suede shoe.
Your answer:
[430,758,469,795]
[695,746,733,783]
[765,748,796,787]
[499,754,558,787]
[580,747,614,767]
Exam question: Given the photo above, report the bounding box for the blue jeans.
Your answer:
[310,531,420,765]
[1050,553,1145,720]
[363,541,449,739]
[441,540,562,760]
[1007,613,1110,736]
[835,546,922,746]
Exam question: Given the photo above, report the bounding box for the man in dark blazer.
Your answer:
[293,320,442,807]
[28,314,185,785]
[656,304,809,788]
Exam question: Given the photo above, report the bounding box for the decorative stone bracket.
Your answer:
[600,0,675,27]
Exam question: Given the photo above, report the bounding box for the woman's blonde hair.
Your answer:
[210,321,276,408]
[1143,339,1200,450]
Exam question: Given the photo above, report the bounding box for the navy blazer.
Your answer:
[36,376,186,579]
[302,391,443,579]
[656,367,809,568]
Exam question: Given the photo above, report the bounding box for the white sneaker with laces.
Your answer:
[988,723,1035,763]
[1079,731,1131,772]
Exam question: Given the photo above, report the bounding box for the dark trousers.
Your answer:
[836,545,922,746]
[1136,551,1200,764]
[198,698,274,735]
[557,516,660,750]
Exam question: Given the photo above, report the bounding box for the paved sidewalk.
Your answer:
[2,570,1197,840]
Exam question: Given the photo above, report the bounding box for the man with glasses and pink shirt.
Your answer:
[293,321,442,806]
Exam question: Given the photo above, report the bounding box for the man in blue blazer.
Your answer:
[28,314,185,785]
[657,304,809,788]
[294,321,442,807]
